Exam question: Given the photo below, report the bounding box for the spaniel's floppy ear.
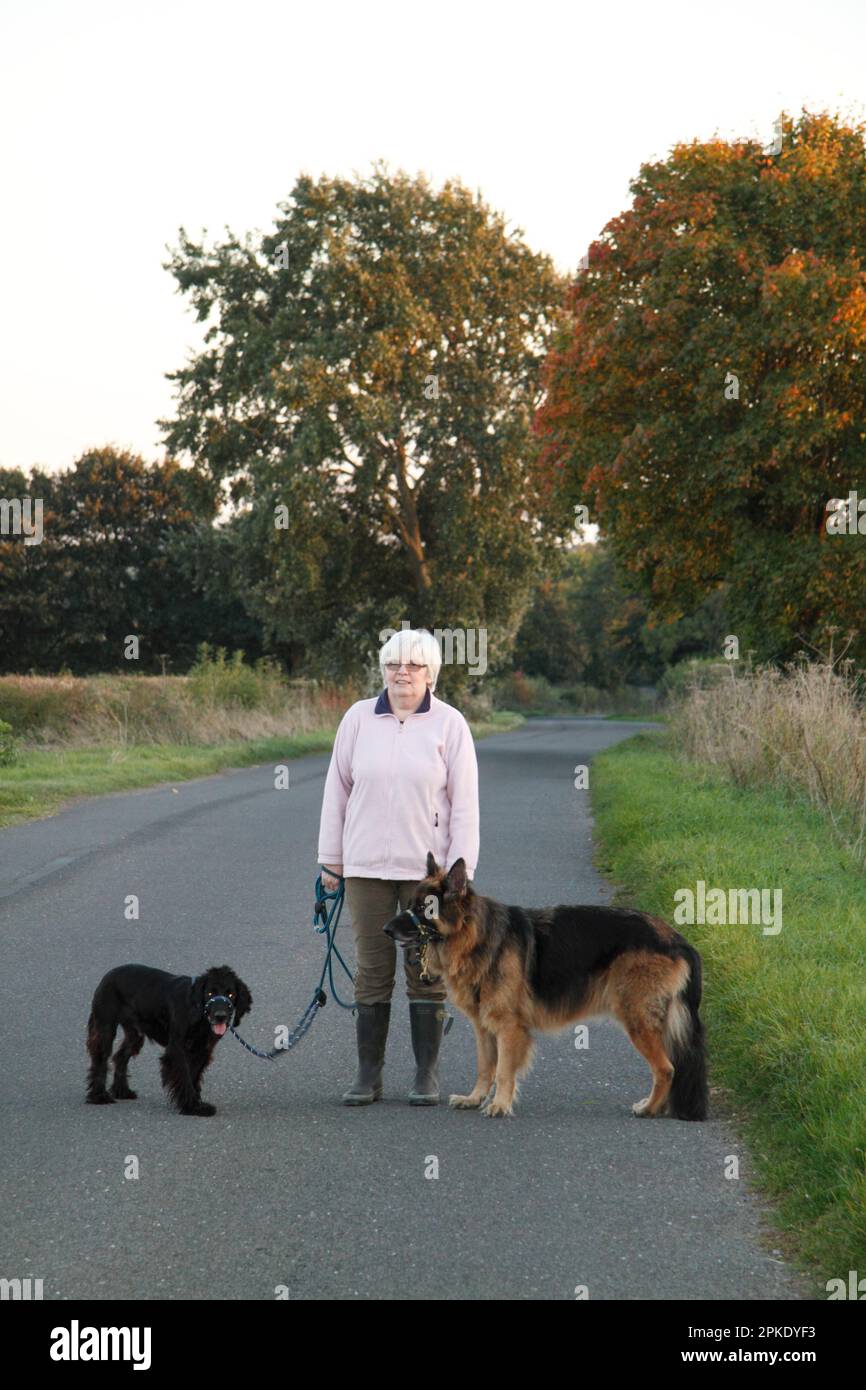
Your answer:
[444,858,468,897]
[426,851,440,877]
[234,977,252,1023]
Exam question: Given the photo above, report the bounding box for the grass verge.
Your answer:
[0,711,524,829]
[591,729,866,1294]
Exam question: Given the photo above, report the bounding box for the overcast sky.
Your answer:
[1,0,862,476]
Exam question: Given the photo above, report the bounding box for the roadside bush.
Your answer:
[186,644,287,712]
[658,657,730,704]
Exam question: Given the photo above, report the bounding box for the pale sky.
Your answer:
[1,0,862,476]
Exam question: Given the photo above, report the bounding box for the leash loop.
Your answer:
[228,873,355,1059]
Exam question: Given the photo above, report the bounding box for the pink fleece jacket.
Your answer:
[316,686,480,880]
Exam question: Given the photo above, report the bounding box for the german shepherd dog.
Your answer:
[385,855,708,1120]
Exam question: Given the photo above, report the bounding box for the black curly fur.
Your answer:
[86,964,252,1117]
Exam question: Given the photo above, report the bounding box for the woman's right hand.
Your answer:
[321,865,343,892]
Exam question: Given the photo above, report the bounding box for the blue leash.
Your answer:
[311,874,357,1009]
[229,872,356,1060]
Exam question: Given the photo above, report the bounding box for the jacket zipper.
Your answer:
[385,716,402,869]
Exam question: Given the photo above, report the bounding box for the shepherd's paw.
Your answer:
[481,1098,513,1118]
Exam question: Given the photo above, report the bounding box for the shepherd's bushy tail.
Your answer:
[665,945,708,1121]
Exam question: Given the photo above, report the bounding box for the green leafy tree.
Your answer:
[0,449,259,673]
[0,465,63,669]
[160,162,569,692]
[513,542,727,687]
[535,109,866,664]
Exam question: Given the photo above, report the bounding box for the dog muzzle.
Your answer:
[204,995,235,1036]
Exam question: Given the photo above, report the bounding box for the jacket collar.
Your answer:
[374,686,432,716]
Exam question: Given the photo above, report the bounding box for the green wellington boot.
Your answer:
[342,1002,391,1105]
[408,1000,446,1105]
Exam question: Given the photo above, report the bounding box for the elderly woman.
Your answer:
[317,627,480,1106]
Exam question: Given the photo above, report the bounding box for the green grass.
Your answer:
[0,711,524,829]
[591,730,866,1293]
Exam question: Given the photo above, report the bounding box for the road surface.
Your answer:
[0,718,811,1300]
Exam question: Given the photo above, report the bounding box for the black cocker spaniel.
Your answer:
[86,964,252,1116]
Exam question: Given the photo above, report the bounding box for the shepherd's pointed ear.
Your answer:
[426,851,440,877]
[445,859,468,896]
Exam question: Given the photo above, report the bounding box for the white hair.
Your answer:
[379,628,442,692]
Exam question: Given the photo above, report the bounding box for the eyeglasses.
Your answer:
[384,662,427,672]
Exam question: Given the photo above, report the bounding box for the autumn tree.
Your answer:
[160,162,569,691]
[535,109,866,665]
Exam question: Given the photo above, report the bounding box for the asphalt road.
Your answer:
[0,717,811,1300]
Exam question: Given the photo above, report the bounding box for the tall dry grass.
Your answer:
[671,652,866,863]
[0,649,360,749]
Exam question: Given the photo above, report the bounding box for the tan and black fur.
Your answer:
[384,854,708,1120]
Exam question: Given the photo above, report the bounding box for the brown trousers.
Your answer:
[344,877,447,1005]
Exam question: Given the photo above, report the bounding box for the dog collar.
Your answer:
[405,909,443,985]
